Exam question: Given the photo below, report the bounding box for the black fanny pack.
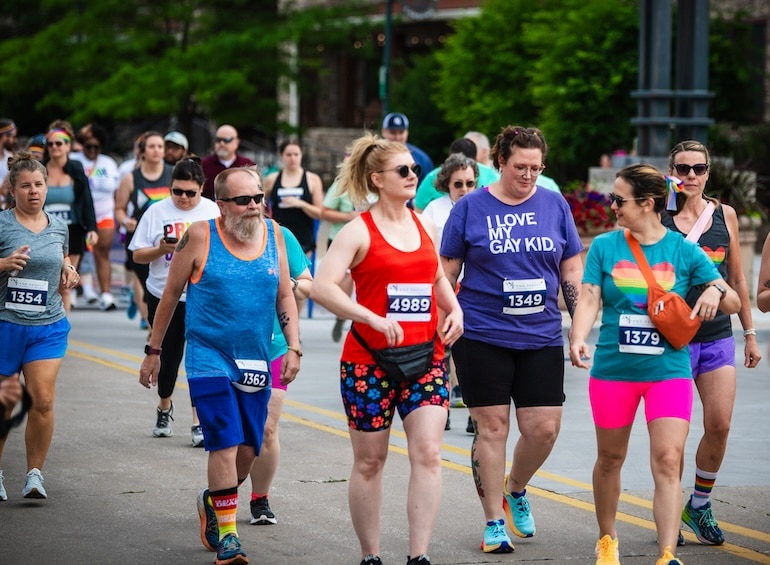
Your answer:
[351,325,435,382]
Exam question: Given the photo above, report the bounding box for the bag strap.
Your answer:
[685,201,716,243]
[350,323,377,356]
[624,229,664,293]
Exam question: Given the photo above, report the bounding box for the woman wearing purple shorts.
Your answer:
[569,164,740,565]
[662,140,761,547]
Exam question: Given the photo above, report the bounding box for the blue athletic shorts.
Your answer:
[0,318,71,376]
[188,375,270,453]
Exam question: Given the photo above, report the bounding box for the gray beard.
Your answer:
[224,212,260,243]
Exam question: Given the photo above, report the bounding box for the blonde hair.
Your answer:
[334,133,410,208]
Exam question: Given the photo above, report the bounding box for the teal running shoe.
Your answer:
[215,533,248,565]
[480,518,514,553]
[197,489,218,552]
[503,476,535,538]
[681,495,724,545]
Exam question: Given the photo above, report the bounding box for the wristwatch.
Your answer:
[144,345,162,355]
[711,283,727,300]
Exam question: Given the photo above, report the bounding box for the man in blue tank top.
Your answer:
[139,167,301,565]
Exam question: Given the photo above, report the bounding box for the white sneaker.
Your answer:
[191,425,204,447]
[82,287,99,304]
[99,292,117,311]
[153,404,174,437]
[22,468,47,499]
[0,470,7,501]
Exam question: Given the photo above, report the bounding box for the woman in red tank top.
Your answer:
[311,134,463,565]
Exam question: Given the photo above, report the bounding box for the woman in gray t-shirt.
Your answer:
[0,152,80,502]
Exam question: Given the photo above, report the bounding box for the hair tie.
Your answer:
[664,175,684,211]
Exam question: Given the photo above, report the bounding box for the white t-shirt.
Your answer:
[128,197,220,301]
[421,194,454,249]
[70,152,120,222]
[117,157,137,181]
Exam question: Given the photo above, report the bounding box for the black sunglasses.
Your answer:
[377,164,421,178]
[674,163,709,176]
[218,193,265,206]
[47,140,68,147]
[452,180,476,189]
[172,188,198,198]
[609,192,648,208]
[214,136,235,144]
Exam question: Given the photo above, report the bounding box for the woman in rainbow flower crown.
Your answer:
[569,164,740,565]
[662,140,760,547]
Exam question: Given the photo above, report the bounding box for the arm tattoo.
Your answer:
[561,280,579,317]
[176,231,190,252]
[278,310,290,330]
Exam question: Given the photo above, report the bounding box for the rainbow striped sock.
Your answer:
[209,487,239,540]
[692,467,718,509]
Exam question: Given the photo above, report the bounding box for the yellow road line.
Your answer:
[68,344,770,560]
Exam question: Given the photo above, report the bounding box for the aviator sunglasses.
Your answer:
[172,188,198,198]
[608,192,648,208]
[673,163,709,176]
[218,194,265,206]
[377,164,422,178]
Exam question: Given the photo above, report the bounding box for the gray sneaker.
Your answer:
[22,468,47,499]
[0,469,7,501]
[153,403,174,437]
[191,425,204,447]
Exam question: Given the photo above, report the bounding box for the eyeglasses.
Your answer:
[673,163,709,176]
[218,193,265,206]
[377,164,421,178]
[609,192,649,208]
[47,140,68,147]
[452,180,476,189]
[84,144,100,151]
[512,164,545,177]
[172,188,198,198]
[214,136,235,144]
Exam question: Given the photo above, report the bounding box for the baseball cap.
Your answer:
[164,131,189,150]
[382,112,409,131]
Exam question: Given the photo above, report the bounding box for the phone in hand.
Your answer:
[164,237,179,244]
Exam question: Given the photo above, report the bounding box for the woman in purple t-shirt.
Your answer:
[441,126,584,554]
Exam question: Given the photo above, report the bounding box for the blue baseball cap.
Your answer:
[382,112,409,130]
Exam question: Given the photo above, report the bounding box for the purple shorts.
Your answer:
[689,337,735,378]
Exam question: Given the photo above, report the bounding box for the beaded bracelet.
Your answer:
[744,328,757,337]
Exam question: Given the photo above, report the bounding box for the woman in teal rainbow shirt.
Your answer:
[569,164,740,565]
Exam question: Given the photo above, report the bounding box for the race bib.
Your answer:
[231,359,270,392]
[276,187,304,208]
[45,203,73,224]
[502,278,546,315]
[386,283,432,322]
[6,278,48,313]
[618,314,664,355]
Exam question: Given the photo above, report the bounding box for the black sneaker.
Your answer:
[360,556,382,565]
[466,415,475,434]
[407,555,431,565]
[250,496,277,525]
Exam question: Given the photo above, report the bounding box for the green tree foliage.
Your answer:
[432,0,638,182]
[0,0,359,140]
